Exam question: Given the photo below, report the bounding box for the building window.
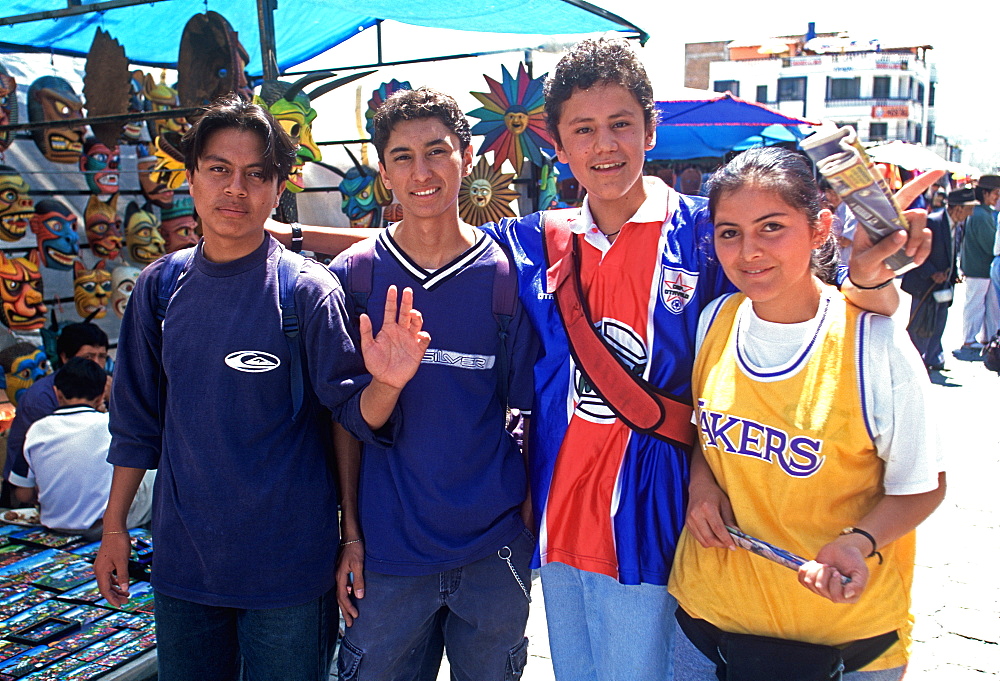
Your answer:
[928,82,936,106]
[926,121,935,145]
[872,76,890,99]
[714,80,739,96]
[914,123,923,143]
[869,122,888,141]
[756,85,768,103]
[777,77,806,101]
[916,82,925,102]
[827,77,860,100]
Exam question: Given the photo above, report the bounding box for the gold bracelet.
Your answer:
[103,530,128,535]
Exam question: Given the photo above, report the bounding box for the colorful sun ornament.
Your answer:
[365,80,412,139]
[468,64,553,175]
[459,157,520,227]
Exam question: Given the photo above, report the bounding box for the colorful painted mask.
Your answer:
[137,154,174,208]
[27,76,87,163]
[125,201,165,264]
[458,157,519,226]
[110,264,141,319]
[538,159,560,211]
[159,196,199,253]
[255,88,320,193]
[143,71,187,140]
[30,199,80,270]
[0,167,33,242]
[85,193,124,260]
[0,65,17,153]
[122,70,148,143]
[149,133,187,192]
[73,259,112,319]
[79,137,121,195]
[0,250,47,331]
[1,343,48,407]
[339,166,382,229]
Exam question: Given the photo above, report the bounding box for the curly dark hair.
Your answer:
[372,87,471,163]
[544,38,657,147]
[181,94,296,184]
[706,146,839,283]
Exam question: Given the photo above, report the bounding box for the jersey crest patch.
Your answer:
[659,265,698,314]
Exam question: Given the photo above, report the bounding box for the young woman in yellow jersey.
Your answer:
[668,147,946,681]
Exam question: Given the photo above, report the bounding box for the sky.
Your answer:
[295,0,999,173]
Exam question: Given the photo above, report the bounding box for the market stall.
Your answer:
[0,521,154,681]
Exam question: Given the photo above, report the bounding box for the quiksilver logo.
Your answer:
[225,351,281,373]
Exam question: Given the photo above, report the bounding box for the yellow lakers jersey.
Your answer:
[669,290,914,670]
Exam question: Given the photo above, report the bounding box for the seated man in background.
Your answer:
[2,322,110,506]
[8,357,153,533]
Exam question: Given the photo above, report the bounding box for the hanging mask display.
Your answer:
[365,80,412,139]
[0,166,34,242]
[143,71,187,140]
[458,157,519,226]
[28,76,87,164]
[110,264,141,319]
[178,11,252,117]
[256,78,324,193]
[339,165,382,229]
[85,193,123,260]
[0,341,48,407]
[125,201,165,264]
[73,259,111,319]
[0,64,18,153]
[79,137,121,195]
[30,199,80,270]
[83,28,130,149]
[0,250,47,331]
[159,196,198,253]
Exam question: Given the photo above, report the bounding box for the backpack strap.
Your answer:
[277,248,307,421]
[491,243,518,408]
[541,210,696,449]
[345,237,377,318]
[155,248,197,324]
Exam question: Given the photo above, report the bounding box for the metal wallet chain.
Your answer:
[498,546,531,602]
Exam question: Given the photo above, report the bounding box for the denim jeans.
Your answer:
[154,589,337,681]
[672,620,905,681]
[539,561,676,681]
[337,526,533,681]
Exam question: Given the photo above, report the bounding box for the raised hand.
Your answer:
[359,285,430,389]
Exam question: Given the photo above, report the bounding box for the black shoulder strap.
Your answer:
[491,242,518,407]
[277,248,307,420]
[155,248,197,324]
[345,237,377,317]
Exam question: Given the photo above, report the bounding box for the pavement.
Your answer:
[341,282,1000,680]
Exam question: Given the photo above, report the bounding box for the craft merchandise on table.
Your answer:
[0,519,156,680]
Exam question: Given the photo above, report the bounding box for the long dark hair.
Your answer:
[706,147,839,283]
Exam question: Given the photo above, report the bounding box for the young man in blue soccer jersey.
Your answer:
[269,39,934,681]
[329,87,538,681]
[92,96,429,681]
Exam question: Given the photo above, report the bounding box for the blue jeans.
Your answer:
[673,620,905,681]
[154,589,337,681]
[540,561,676,681]
[338,526,533,681]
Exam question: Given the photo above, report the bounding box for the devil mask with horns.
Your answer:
[85,193,124,260]
[74,259,112,320]
[125,201,165,265]
[0,167,33,243]
[80,137,121,195]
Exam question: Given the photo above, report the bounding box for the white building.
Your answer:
[684,27,958,159]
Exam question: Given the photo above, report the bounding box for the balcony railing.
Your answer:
[823,96,924,107]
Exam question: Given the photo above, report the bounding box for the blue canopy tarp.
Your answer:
[648,93,817,160]
[1,0,643,75]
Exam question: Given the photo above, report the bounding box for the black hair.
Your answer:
[706,146,839,282]
[56,323,108,363]
[974,185,997,204]
[372,87,471,163]
[543,38,657,147]
[180,94,296,183]
[53,356,106,401]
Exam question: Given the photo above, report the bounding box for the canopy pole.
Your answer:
[376,20,384,65]
[0,0,172,26]
[256,0,280,81]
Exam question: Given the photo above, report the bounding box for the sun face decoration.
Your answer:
[468,64,553,175]
[365,80,412,139]
[459,157,520,227]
